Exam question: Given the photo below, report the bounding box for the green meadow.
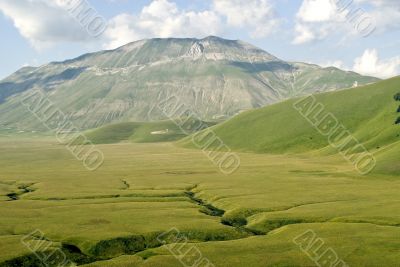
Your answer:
[1,77,400,266]
[0,137,400,266]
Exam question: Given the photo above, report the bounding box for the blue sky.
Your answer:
[0,0,399,79]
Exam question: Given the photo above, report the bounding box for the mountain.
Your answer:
[0,36,378,131]
[180,76,400,175]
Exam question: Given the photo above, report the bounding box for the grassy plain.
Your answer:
[0,136,399,266]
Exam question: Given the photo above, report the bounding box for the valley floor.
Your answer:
[0,137,399,266]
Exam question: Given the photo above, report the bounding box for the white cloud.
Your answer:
[104,14,142,49]
[292,24,315,44]
[104,0,222,49]
[353,49,400,78]
[104,0,280,49]
[0,0,280,49]
[296,0,336,22]
[0,0,97,49]
[213,0,280,38]
[293,0,344,44]
[294,0,400,44]
[318,49,400,78]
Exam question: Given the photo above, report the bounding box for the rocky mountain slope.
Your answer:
[0,36,378,131]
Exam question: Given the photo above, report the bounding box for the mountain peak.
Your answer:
[112,36,279,64]
[201,35,235,41]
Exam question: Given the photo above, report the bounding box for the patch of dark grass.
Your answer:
[6,192,18,201]
[89,235,152,259]
[0,250,73,267]
[61,243,97,265]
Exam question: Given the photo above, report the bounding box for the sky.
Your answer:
[0,0,399,80]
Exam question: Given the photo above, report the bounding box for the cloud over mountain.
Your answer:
[0,0,280,50]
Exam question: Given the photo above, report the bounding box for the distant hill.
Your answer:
[180,77,400,175]
[0,36,378,131]
[83,119,215,144]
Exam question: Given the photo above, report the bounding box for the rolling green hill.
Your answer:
[84,119,215,144]
[180,76,400,175]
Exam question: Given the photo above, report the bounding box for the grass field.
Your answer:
[0,135,399,266]
[1,77,399,266]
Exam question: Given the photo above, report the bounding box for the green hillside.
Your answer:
[180,76,400,175]
[85,119,215,144]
